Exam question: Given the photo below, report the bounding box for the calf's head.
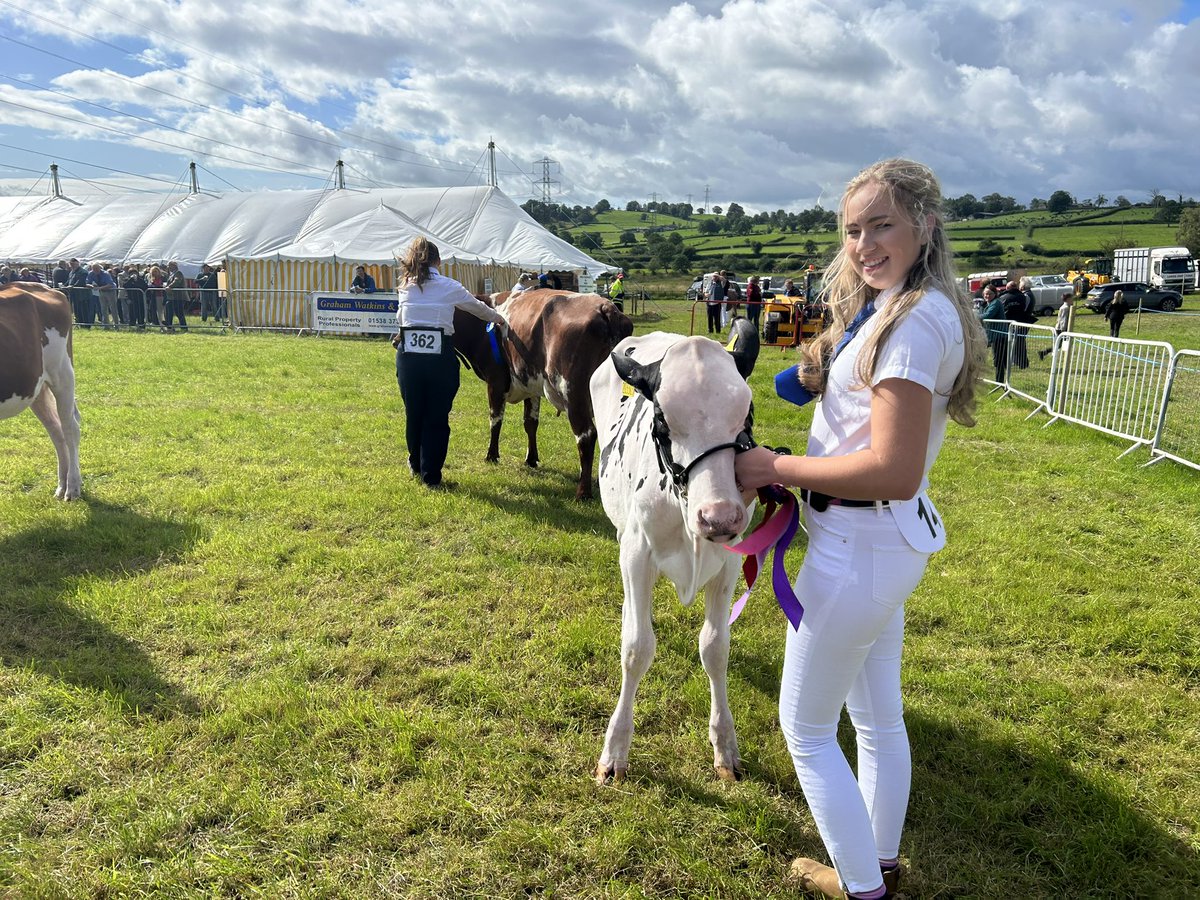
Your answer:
[614,336,753,543]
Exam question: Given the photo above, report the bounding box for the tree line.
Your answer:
[519,192,1200,276]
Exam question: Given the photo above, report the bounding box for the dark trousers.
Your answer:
[127,292,146,328]
[746,303,761,327]
[397,344,460,486]
[1109,318,1124,338]
[164,295,189,330]
[992,336,1009,382]
[706,303,721,333]
[71,288,94,325]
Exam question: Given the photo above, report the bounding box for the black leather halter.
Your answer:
[650,397,756,496]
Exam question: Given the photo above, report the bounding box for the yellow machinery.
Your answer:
[761,297,826,348]
[1065,257,1113,290]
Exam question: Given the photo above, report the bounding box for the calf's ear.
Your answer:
[611,350,661,400]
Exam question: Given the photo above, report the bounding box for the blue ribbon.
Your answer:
[486,322,503,364]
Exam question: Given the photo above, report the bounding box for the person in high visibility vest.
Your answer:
[608,271,625,311]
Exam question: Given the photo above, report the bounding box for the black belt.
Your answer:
[800,488,888,511]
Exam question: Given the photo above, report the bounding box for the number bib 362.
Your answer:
[401,328,443,354]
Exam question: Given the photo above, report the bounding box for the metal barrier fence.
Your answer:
[1149,349,1200,471]
[60,286,226,330]
[984,321,1058,416]
[1045,331,1173,457]
[228,288,312,333]
[987,318,1192,467]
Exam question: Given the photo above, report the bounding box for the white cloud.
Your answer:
[1,0,1199,206]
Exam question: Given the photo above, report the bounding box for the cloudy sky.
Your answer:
[1,0,1199,212]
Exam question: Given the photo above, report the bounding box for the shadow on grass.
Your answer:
[902,710,1200,896]
[0,498,200,717]
[635,708,1198,895]
[470,467,615,536]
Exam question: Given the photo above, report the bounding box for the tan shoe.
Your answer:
[789,857,845,898]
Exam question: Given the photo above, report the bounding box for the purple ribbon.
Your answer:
[724,485,804,629]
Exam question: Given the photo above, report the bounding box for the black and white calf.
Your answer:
[590,331,757,783]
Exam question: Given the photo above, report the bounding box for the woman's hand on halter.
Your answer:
[734,446,788,496]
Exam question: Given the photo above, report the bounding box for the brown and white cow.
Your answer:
[453,289,633,500]
[0,283,82,499]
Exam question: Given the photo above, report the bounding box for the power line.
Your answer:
[0,73,360,183]
[194,162,242,192]
[0,96,336,183]
[0,140,192,189]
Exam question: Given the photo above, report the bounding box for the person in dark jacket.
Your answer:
[978,285,1005,380]
[196,263,221,321]
[123,265,148,330]
[1105,290,1128,338]
[744,274,763,327]
[1019,276,1037,317]
[350,265,377,295]
[998,280,1035,373]
[66,258,92,326]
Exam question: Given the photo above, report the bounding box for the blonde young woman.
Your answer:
[735,159,985,899]
[393,237,506,489]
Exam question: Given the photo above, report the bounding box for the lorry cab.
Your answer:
[1151,248,1195,294]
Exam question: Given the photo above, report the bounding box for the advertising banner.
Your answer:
[311,292,398,335]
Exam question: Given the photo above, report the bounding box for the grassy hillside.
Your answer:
[566,205,1190,300]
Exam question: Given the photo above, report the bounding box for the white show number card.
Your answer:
[403,329,442,354]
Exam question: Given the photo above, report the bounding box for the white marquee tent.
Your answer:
[0,184,613,329]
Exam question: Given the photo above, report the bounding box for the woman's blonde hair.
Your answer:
[399,237,441,289]
[798,158,985,426]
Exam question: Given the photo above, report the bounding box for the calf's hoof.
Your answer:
[485,455,500,464]
[524,458,539,469]
[594,763,626,785]
[714,762,745,783]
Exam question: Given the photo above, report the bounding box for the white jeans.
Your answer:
[780,503,930,895]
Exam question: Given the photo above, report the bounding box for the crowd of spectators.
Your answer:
[0,260,226,332]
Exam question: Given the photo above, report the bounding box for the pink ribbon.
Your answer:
[724,485,804,629]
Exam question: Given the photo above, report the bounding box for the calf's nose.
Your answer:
[697,500,747,542]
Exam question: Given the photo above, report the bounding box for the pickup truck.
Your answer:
[1025,274,1075,317]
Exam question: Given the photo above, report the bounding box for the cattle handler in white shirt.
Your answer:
[393,237,507,489]
[735,159,985,899]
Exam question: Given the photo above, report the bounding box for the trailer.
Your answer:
[1111,247,1195,293]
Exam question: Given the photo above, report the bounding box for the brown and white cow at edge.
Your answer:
[453,289,633,500]
[590,330,758,783]
[0,283,82,499]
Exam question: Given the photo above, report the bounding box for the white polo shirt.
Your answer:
[807,285,965,491]
[396,267,504,334]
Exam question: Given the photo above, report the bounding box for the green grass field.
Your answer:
[1,327,1197,897]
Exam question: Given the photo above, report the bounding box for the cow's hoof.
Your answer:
[485,456,500,464]
[714,763,744,782]
[525,459,539,469]
[594,763,626,785]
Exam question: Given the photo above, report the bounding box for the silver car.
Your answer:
[1026,274,1075,317]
